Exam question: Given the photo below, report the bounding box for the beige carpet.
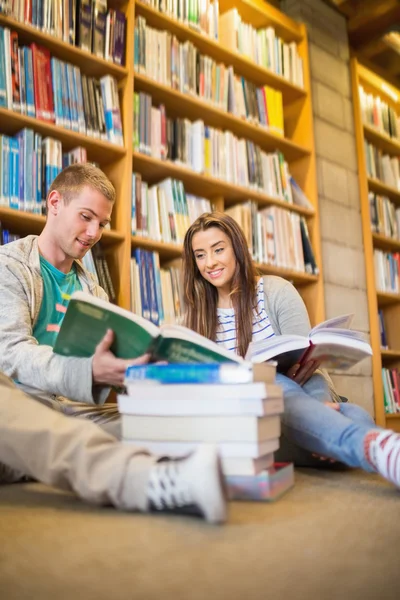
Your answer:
[0,468,399,600]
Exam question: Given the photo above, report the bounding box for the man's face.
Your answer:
[54,185,113,260]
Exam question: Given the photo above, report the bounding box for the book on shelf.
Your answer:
[226,462,294,501]
[119,381,283,416]
[54,290,250,364]
[246,313,372,372]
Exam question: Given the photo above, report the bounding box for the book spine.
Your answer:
[125,363,253,384]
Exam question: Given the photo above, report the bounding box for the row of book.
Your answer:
[0,224,19,244]
[364,140,400,191]
[374,249,400,294]
[138,0,220,40]
[132,173,211,242]
[219,8,304,87]
[134,16,284,135]
[359,85,400,141]
[83,244,116,302]
[226,201,318,275]
[382,367,400,414]
[118,362,294,500]
[0,28,123,145]
[134,92,293,200]
[369,192,400,240]
[130,248,184,325]
[0,0,127,65]
[0,128,93,213]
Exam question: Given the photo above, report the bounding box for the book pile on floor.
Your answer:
[118,362,294,501]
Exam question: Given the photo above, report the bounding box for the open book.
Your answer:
[54,291,246,365]
[246,314,372,371]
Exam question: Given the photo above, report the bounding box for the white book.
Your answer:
[247,313,372,371]
[118,384,283,416]
[222,453,274,476]
[121,414,281,443]
[124,437,280,459]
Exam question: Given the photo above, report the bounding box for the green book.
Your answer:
[54,291,245,364]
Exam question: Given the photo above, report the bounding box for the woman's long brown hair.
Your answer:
[183,212,258,358]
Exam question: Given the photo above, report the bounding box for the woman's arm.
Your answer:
[263,276,311,337]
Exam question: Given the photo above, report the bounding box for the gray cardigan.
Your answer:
[263,275,340,402]
[0,235,109,405]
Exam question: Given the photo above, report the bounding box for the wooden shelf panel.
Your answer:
[131,236,183,260]
[135,2,306,104]
[364,123,400,156]
[368,178,400,204]
[0,207,124,246]
[219,0,302,42]
[132,152,314,215]
[381,349,400,363]
[372,233,400,252]
[254,263,318,285]
[134,73,311,161]
[0,14,128,81]
[130,234,317,283]
[0,108,126,165]
[377,291,400,306]
[385,413,400,419]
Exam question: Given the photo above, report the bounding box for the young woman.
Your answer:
[182,211,400,489]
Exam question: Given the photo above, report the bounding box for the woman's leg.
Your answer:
[276,373,377,472]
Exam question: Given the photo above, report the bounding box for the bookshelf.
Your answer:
[0,1,325,329]
[351,58,400,430]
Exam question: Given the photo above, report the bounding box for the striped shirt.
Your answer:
[216,278,275,355]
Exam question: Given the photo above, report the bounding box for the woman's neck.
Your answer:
[217,288,232,309]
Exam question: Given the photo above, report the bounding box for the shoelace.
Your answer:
[374,431,400,486]
[147,461,192,510]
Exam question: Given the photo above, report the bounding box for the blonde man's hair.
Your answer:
[48,163,116,204]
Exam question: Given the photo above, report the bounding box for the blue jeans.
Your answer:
[274,373,379,472]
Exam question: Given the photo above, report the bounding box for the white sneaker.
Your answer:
[370,430,400,488]
[146,445,227,524]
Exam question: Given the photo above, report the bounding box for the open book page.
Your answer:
[246,313,372,371]
[155,324,247,365]
[311,313,354,332]
[304,336,372,369]
[54,291,160,359]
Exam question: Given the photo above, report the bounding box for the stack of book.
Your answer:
[118,362,294,502]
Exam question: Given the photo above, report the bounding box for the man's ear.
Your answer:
[47,190,62,216]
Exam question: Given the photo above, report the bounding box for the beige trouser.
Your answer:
[0,373,156,511]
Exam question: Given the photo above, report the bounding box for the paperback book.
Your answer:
[226,462,295,501]
[246,313,372,372]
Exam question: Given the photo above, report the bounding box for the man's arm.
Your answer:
[0,260,99,403]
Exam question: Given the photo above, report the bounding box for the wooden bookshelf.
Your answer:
[0,13,129,81]
[0,0,325,330]
[351,58,400,429]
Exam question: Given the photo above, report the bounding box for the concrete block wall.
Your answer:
[280,0,374,414]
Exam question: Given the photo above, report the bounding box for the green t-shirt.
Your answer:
[33,256,82,347]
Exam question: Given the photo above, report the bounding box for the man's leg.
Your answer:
[0,378,227,523]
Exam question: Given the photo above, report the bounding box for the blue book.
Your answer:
[9,137,19,210]
[23,47,35,118]
[125,363,254,384]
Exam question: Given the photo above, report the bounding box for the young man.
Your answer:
[0,164,227,522]
[0,163,138,434]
